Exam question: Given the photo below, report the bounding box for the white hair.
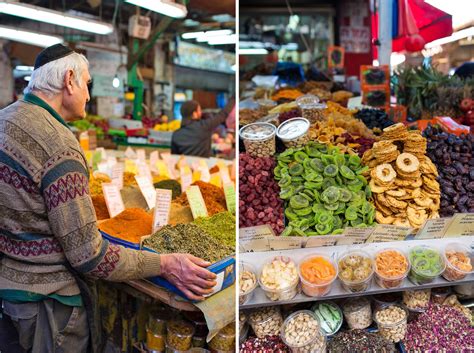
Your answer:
[24,52,89,97]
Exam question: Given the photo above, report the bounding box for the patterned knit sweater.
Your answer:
[0,96,162,299]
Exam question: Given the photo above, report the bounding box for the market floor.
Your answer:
[0,312,25,353]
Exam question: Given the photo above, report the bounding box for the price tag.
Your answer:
[347,96,363,109]
[199,160,211,182]
[223,183,236,214]
[366,224,412,243]
[111,163,124,189]
[160,151,171,161]
[149,151,158,172]
[137,149,146,162]
[443,213,474,237]
[305,236,341,248]
[124,159,138,175]
[186,185,208,219]
[180,166,193,192]
[135,175,157,209]
[138,161,153,183]
[210,173,222,187]
[217,161,231,185]
[125,147,136,159]
[166,160,176,179]
[102,183,125,218]
[239,225,274,252]
[153,189,172,232]
[416,217,453,239]
[107,156,117,166]
[97,161,110,176]
[337,227,374,245]
[268,237,303,250]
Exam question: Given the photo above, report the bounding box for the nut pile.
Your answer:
[241,123,276,157]
[282,311,325,352]
[343,297,372,329]
[362,123,440,228]
[239,269,257,305]
[248,307,284,338]
[240,108,269,125]
[403,289,431,310]
[374,305,408,343]
[260,256,299,301]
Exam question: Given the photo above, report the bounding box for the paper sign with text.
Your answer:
[166,160,176,179]
[239,225,274,252]
[366,224,412,243]
[443,213,474,237]
[135,175,157,209]
[199,160,211,182]
[111,163,124,189]
[153,189,172,232]
[268,237,303,250]
[137,149,146,161]
[305,236,342,248]
[186,185,209,219]
[180,166,193,192]
[97,161,110,176]
[102,183,125,218]
[218,161,231,185]
[125,147,136,159]
[107,156,117,166]
[149,151,158,172]
[337,227,374,245]
[416,217,453,239]
[223,183,236,214]
[138,161,153,183]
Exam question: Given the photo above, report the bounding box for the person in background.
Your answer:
[454,62,474,80]
[0,44,216,353]
[171,98,235,158]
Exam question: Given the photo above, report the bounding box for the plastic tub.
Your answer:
[259,256,299,301]
[209,323,235,352]
[343,297,372,329]
[431,287,452,305]
[146,329,166,351]
[192,336,206,348]
[374,248,410,289]
[276,117,310,149]
[373,304,408,343]
[402,289,431,310]
[280,310,326,353]
[311,301,343,336]
[338,250,374,293]
[239,122,276,157]
[299,254,338,297]
[148,307,172,335]
[408,246,445,285]
[296,94,326,123]
[166,320,195,351]
[442,242,473,282]
[257,99,277,110]
[239,262,258,305]
[372,293,401,311]
[248,307,283,338]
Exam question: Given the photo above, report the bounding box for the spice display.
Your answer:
[209,323,235,351]
[374,305,408,343]
[362,124,440,228]
[276,118,310,149]
[248,307,284,338]
[274,142,375,237]
[278,109,301,124]
[327,329,395,353]
[338,251,374,292]
[166,320,194,351]
[99,208,152,243]
[259,256,299,301]
[403,289,431,310]
[374,249,409,289]
[299,255,337,297]
[153,179,182,200]
[443,243,473,281]
[342,297,372,329]
[193,212,235,247]
[121,186,148,209]
[311,302,343,336]
[143,224,234,263]
[404,304,474,352]
[424,126,474,216]
[240,335,290,353]
[354,108,394,131]
[239,154,284,234]
[92,195,110,220]
[281,311,326,353]
[239,262,257,305]
[169,202,194,225]
[408,246,444,285]
[175,181,227,216]
[239,122,276,157]
[271,88,304,102]
[123,171,138,187]
[89,173,111,196]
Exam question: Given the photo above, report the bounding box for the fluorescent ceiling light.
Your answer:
[182,29,233,40]
[239,48,268,55]
[125,0,187,19]
[0,25,63,47]
[211,14,234,23]
[425,26,474,48]
[183,19,200,27]
[182,31,205,39]
[15,65,34,71]
[207,34,237,45]
[0,0,113,35]
[24,76,31,81]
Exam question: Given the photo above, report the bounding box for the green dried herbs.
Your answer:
[153,179,182,200]
[143,224,234,263]
[193,212,236,248]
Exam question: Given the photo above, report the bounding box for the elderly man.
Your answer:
[0,44,216,353]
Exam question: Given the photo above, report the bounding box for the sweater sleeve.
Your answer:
[198,98,236,131]
[40,150,161,281]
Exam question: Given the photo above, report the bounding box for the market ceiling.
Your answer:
[240,0,334,9]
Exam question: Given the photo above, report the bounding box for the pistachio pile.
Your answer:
[374,305,408,343]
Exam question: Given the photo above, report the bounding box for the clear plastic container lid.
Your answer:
[239,122,276,141]
[276,118,310,141]
[257,99,277,108]
[343,296,370,314]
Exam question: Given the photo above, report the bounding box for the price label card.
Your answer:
[337,227,374,245]
[153,189,172,232]
[107,156,117,166]
[199,160,211,182]
[166,159,176,179]
[186,185,208,219]
[223,183,236,214]
[366,224,412,243]
[416,217,453,239]
[102,183,125,218]
[306,236,342,248]
[443,213,474,237]
[347,96,363,109]
[125,147,136,159]
[136,149,146,162]
[135,175,157,209]
[180,166,193,192]
[210,173,222,187]
[124,159,138,175]
[149,151,158,172]
[217,161,231,185]
[239,225,274,252]
[138,161,153,183]
[97,161,110,176]
[268,237,303,250]
[111,163,124,189]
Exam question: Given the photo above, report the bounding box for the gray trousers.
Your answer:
[3,299,89,353]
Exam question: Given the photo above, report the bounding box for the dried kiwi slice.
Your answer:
[321,186,341,203]
[339,189,352,203]
[324,164,338,177]
[310,158,325,173]
[322,178,337,190]
[335,202,346,215]
[285,207,299,221]
[289,194,309,209]
[280,226,293,237]
[316,223,332,235]
[289,163,304,176]
[324,202,340,211]
[305,144,321,157]
[360,201,373,215]
[280,186,294,200]
[304,181,323,190]
[333,215,343,229]
[278,175,292,188]
[356,166,369,175]
[345,205,359,221]
[303,171,321,182]
[316,211,333,225]
[340,165,356,180]
[332,228,344,235]
[348,154,361,167]
[294,151,309,163]
[322,155,335,166]
[334,154,346,167]
[350,217,364,227]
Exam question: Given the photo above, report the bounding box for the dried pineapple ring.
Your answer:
[369,179,389,193]
[374,164,396,184]
[407,206,427,227]
[375,211,394,224]
[414,197,433,208]
[396,153,420,173]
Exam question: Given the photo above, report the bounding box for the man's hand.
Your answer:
[160,254,217,301]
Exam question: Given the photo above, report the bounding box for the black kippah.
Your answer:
[34,44,74,70]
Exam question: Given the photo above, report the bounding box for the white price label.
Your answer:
[137,149,146,162]
[135,175,156,209]
[153,189,172,232]
[102,183,125,218]
[111,164,124,189]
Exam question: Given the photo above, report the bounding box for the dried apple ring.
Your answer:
[396,153,419,173]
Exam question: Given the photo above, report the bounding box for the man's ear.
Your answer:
[64,69,75,95]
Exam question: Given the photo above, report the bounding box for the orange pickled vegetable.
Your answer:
[301,256,336,284]
[375,250,409,278]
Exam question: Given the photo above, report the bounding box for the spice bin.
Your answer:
[311,301,343,336]
[280,310,326,353]
[296,95,326,123]
[374,248,410,289]
[442,243,473,281]
[276,118,310,149]
[338,250,374,293]
[373,304,408,343]
[208,323,235,352]
[299,254,338,297]
[259,256,299,301]
[239,122,276,157]
[166,320,195,351]
[343,297,372,329]
[239,262,258,305]
[248,306,284,338]
[408,246,445,285]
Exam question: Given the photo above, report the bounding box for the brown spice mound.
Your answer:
[91,195,110,220]
[174,181,226,216]
[99,208,152,243]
